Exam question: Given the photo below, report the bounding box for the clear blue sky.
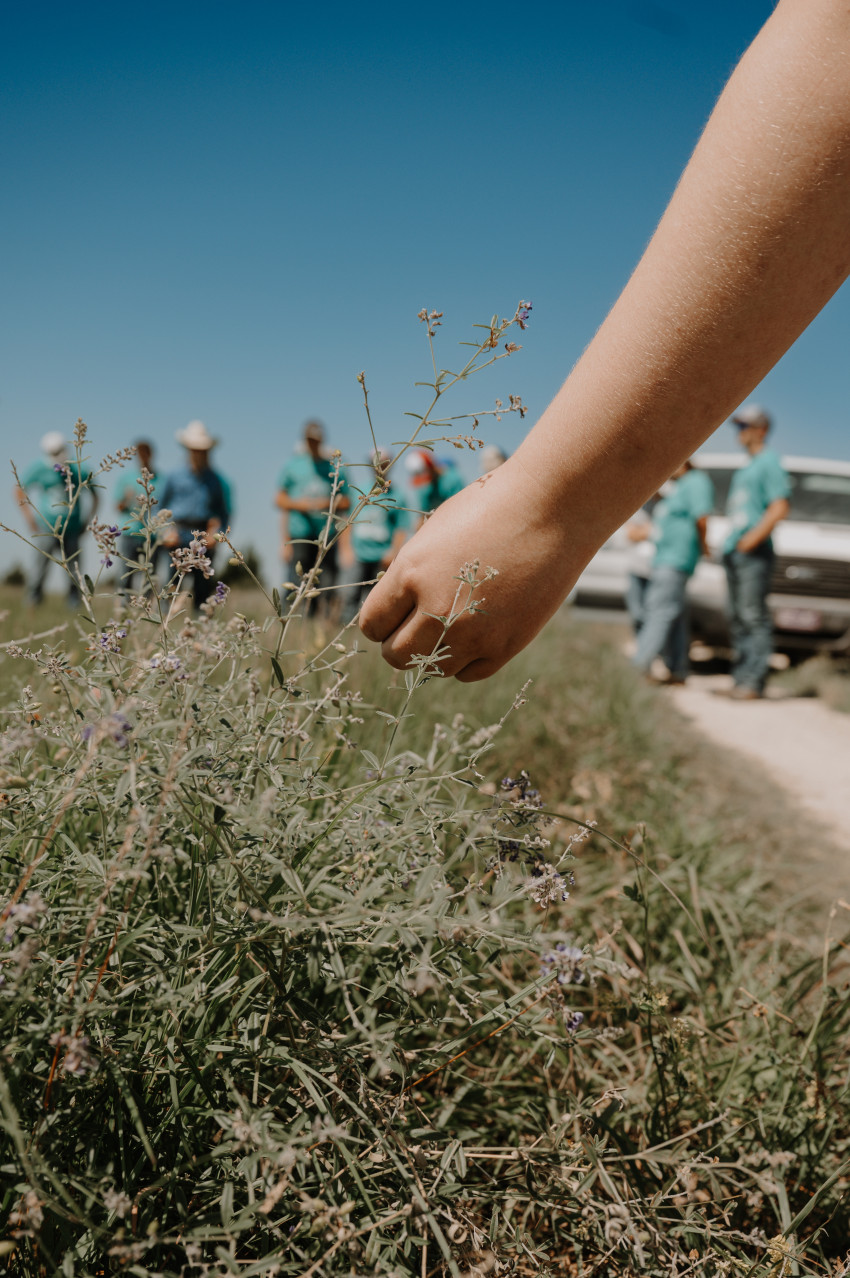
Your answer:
[3,1,848,578]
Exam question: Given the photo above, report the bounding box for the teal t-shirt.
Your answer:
[410,464,466,515]
[20,459,91,536]
[724,448,790,553]
[114,470,159,538]
[350,490,409,563]
[653,468,714,577]
[278,454,348,541]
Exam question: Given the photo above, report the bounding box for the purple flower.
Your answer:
[80,713,132,747]
[564,1010,584,1034]
[517,300,533,331]
[214,580,229,602]
[541,942,585,985]
[101,556,113,568]
[501,771,542,808]
[53,462,67,474]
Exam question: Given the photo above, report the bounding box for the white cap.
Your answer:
[732,404,771,431]
[480,444,507,473]
[176,419,218,450]
[40,431,66,457]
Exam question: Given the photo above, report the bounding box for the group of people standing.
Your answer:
[274,419,471,622]
[629,405,790,699]
[14,406,789,699]
[13,416,472,617]
[15,420,232,610]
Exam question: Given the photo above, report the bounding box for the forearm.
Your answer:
[518,0,850,557]
[14,486,39,533]
[739,498,790,549]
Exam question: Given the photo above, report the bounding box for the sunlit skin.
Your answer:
[360,0,850,682]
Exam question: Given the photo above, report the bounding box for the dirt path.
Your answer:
[667,674,850,870]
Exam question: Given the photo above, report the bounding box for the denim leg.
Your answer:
[29,535,56,603]
[633,565,689,675]
[724,548,774,692]
[663,604,690,681]
[625,573,649,635]
[339,559,377,626]
[62,530,82,603]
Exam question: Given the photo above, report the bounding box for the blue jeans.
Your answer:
[633,564,690,680]
[625,572,650,635]
[29,530,82,605]
[339,558,382,625]
[724,545,774,693]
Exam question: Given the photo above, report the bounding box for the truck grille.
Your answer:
[771,555,850,599]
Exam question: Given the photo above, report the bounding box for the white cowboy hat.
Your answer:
[176,419,218,450]
[40,431,67,457]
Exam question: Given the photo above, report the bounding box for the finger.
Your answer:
[359,570,417,643]
[454,655,507,683]
[379,607,448,671]
[382,609,480,678]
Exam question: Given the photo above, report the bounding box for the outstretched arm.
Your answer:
[360,0,850,681]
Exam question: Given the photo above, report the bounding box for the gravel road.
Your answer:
[668,673,850,861]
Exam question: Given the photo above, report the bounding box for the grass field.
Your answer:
[2,580,849,1275]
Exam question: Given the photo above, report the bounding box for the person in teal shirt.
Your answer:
[722,405,791,698]
[339,450,409,624]
[114,439,161,595]
[14,431,98,605]
[633,461,714,684]
[276,420,350,616]
[404,450,466,526]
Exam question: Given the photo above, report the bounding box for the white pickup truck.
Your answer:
[574,454,850,656]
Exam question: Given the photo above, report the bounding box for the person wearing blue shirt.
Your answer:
[632,461,714,685]
[160,420,231,610]
[722,405,791,699]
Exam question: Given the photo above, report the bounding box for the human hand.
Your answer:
[736,530,762,553]
[359,460,591,681]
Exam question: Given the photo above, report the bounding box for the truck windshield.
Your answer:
[702,467,850,525]
[788,473,850,525]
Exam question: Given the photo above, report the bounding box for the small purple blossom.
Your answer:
[529,862,570,907]
[96,622,127,654]
[501,771,542,809]
[170,533,214,579]
[541,942,585,985]
[80,713,132,747]
[214,581,229,602]
[90,519,121,563]
[53,462,68,475]
[150,654,181,671]
[516,300,532,331]
[49,1031,100,1077]
[3,893,48,945]
[564,1010,584,1034]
